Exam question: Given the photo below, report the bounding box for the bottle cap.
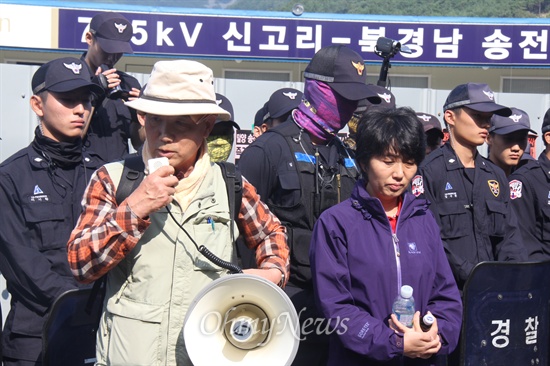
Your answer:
[400,285,413,299]
[423,313,435,326]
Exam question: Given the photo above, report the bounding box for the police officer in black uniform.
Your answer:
[508,107,550,261]
[238,45,380,365]
[0,57,104,365]
[487,107,535,176]
[416,112,444,155]
[343,84,395,151]
[414,83,526,293]
[82,12,141,163]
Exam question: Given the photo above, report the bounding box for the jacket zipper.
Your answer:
[392,233,402,295]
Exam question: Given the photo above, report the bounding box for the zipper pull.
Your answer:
[337,174,341,202]
[392,233,400,257]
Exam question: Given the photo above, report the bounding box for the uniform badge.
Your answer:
[351,60,365,75]
[411,175,424,197]
[509,180,522,200]
[488,180,500,197]
[30,185,49,202]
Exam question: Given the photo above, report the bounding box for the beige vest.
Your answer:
[95,161,238,366]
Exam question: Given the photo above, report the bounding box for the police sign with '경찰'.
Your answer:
[460,261,550,365]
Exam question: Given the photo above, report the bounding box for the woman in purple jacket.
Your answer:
[310,107,462,365]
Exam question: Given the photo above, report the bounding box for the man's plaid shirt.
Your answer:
[67,165,289,284]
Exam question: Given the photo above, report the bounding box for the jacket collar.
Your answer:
[441,142,492,173]
[350,178,428,221]
[27,144,104,170]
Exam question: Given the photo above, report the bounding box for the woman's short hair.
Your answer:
[355,107,426,175]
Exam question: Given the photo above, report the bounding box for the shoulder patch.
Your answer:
[411,175,424,197]
[509,179,522,200]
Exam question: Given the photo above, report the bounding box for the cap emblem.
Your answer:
[63,62,82,75]
[378,92,392,104]
[114,22,128,34]
[482,89,495,100]
[509,114,522,123]
[417,114,431,122]
[351,60,364,76]
[283,91,298,100]
[216,99,222,106]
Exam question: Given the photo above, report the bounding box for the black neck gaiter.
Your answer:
[31,126,83,168]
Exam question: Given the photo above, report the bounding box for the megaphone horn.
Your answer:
[183,274,300,366]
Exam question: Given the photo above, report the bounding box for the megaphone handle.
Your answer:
[199,245,243,274]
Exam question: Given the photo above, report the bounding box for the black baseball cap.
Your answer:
[443,82,511,116]
[416,112,444,138]
[304,45,381,102]
[32,57,104,96]
[542,108,550,134]
[254,103,268,127]
[489,107,536,135]
[90,12,133,54]
[265,88,303,120]
[355,84,394,112]
[215,93,240,129]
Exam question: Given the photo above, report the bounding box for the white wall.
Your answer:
[2,64,550,162]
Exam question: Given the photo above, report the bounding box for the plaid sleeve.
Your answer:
[238,177,290,285]
[67,166,150,284]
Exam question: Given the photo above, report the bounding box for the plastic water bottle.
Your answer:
[392,285,415,328]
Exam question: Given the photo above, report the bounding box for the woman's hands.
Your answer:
[389,311,441,359]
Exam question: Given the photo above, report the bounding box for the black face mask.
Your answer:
[31,126,83,168]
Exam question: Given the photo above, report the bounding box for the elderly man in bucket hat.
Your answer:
[238,44,381,365]
[67,60,289,365]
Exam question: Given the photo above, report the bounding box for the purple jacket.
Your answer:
[310,179,462,365]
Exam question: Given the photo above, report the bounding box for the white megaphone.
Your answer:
[183,274,300,366]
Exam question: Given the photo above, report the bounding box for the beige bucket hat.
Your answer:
[126,60,231,120]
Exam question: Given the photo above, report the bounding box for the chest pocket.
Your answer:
[437,201,470,240]
[272,170,302,208]
[191,210,233,272]
[486,200,507,238]
[22,201,66,250]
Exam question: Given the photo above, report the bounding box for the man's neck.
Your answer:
[451,139,477,168]
[488,154,511,176]
[82,52,96,73]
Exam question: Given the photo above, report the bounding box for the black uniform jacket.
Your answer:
[415,142,526,289]
[0,144,102,361]
[508,152,550,261]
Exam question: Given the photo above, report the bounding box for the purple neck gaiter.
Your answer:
[293,79,358,144]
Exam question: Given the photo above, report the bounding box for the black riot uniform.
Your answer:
[81,53,141,163]
[238,118,359,364]
[415,142,526,290]
[0,129,103,363]
[508,152,550,261]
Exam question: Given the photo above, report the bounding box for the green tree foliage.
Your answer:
[230,0,550,18]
